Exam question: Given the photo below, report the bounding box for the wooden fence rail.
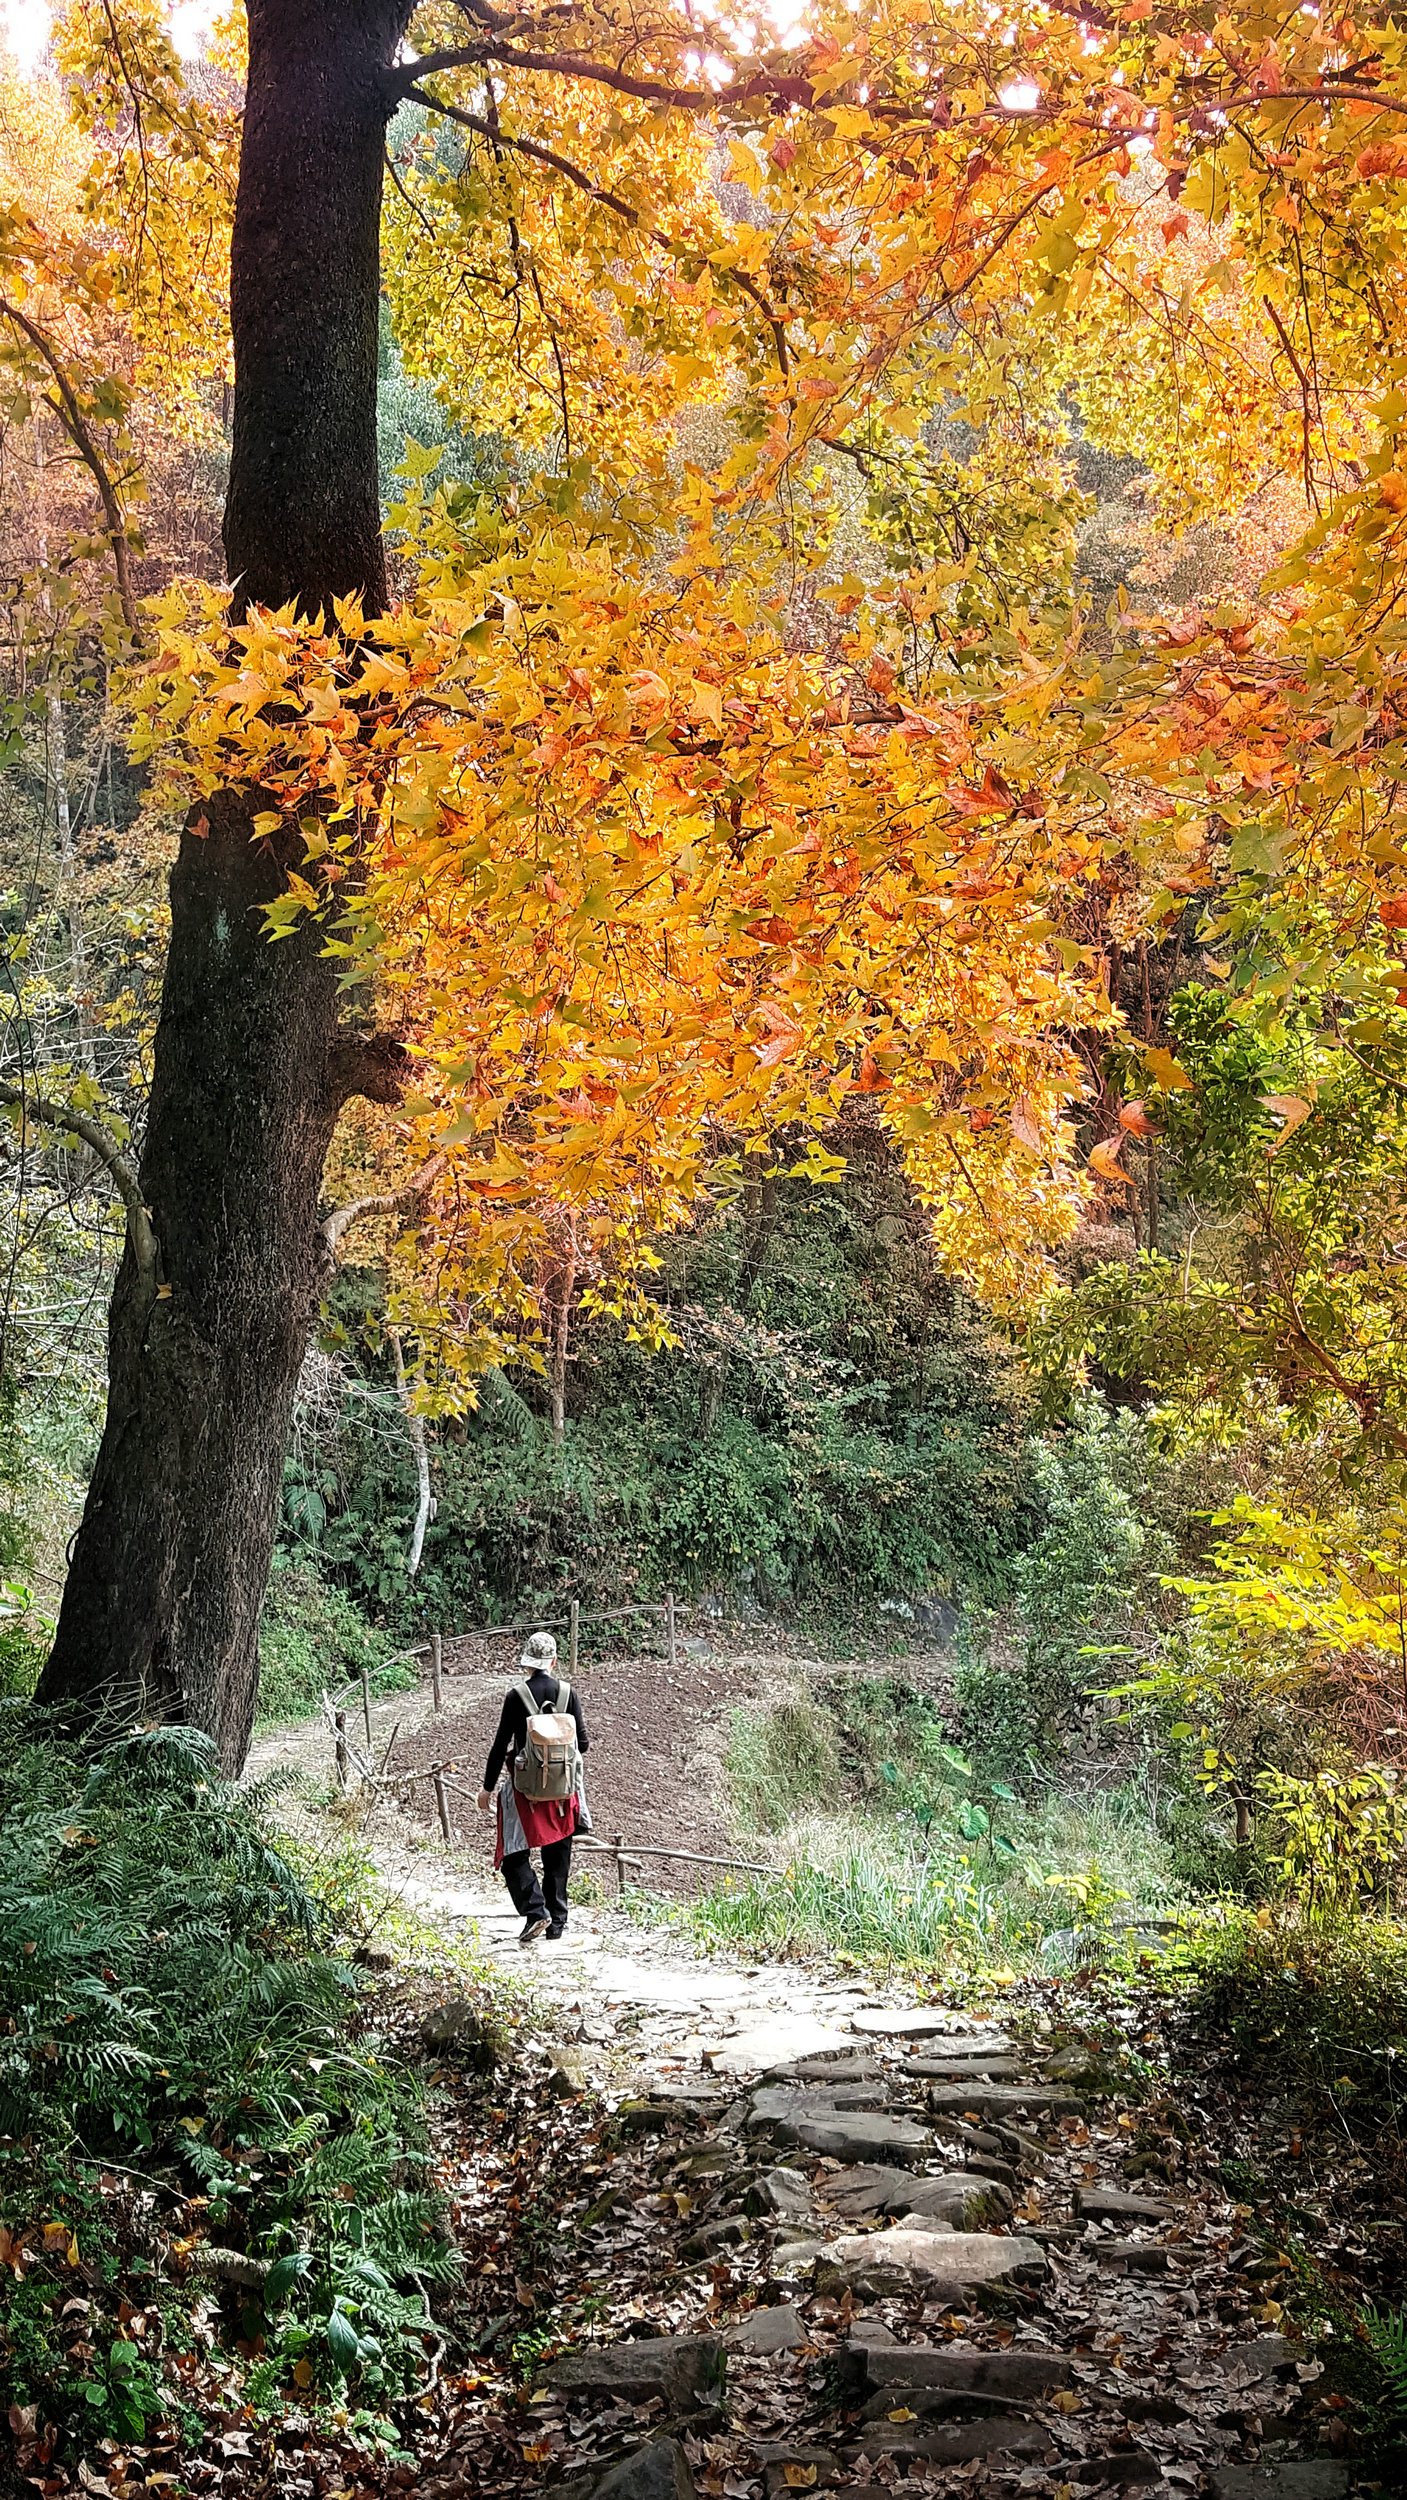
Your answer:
[324,1709,776,1899]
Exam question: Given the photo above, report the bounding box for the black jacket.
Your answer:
[483,1669,589,1791]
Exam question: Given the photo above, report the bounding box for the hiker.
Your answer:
[477,1629,590,1944]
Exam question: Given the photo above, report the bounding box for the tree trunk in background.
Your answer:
[36,0,413,1769]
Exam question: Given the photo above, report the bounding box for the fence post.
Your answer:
[666,1590,677,1673]
[334,1710,349,1795]
[433,1771,452,1844]
[431,1631,443,1714]
[569,1598,579,1681]
[361,1666,372,1751]
[613,1831,627,1900]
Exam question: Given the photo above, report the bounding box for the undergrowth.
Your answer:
[1183,1903,1407,2118]
[258,1554,414,1726]
[0,1716,463,2457]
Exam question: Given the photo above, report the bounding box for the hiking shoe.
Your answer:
[519,1918,548,1946]
[544,1924,566,1941]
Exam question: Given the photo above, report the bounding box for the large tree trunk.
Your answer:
[36,0,413,1769]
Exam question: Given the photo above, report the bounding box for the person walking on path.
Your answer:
[477,1630,589,1944]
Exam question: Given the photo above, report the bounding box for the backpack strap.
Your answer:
[553,1676,572,1713]
[511,1678,538,1715]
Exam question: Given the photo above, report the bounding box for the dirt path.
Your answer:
[246,1670,1382,2500]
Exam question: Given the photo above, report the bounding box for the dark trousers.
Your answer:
[501,1838,572,1930]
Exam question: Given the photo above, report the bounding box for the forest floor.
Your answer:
[227,1655,1407,2500]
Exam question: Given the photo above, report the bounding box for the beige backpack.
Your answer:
[511,1676,580,1801]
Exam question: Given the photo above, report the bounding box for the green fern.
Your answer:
[1362,2304,1407,2417]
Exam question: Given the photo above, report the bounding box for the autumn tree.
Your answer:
[12,0,1406,1770]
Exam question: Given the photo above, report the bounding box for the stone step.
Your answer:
[1208,2467,1349,2500]
[847,2339,1075,2401]
[819,2225,1047,2298]
[900,2056,1026,2082]
[747,2084,889,2128]
[925,2082,1086,2119]
[723,2303,810,2355]
[842,2416,1043,2468]
[789,2112,932,2165]
[1097,2240,1170,2273]
[1075,2185,1175,2225]
[758,2444,838,2500]
[545,2333,724,2411]
[764,2050,883,2085]
[851,2009,1006,2041]
[823,2164,1012,2229]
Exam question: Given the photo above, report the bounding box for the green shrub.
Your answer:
[0,1718,451,2441]
[0,1600,46,1696]
[258,1555,413,1725]
[1184,1904,1407,2110]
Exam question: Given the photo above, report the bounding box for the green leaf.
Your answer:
[266,2251,312,2300]
[325,2305,360,2371]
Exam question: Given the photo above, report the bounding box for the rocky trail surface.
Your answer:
[244,1685,1398,2500]
[321,1852,1377,2500]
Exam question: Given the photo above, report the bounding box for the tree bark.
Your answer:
[37,0,413,1768]
[37,796,406,1768]
[224,0,412,617]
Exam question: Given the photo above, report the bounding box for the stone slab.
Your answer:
[843,2417,1043,2467]
[790,2113,931,2165]
[705,2019,852,2075]
[766,2051,883,2085]
[758,2447,838,2500]
[852,2010,1001,2041]
[1076,2186,1173,2225]
[1209,2469,1349,2500]
[854,2340,1075,2399]
[825,2167,1010,2228]
[900,2037,1016,2065]
[926,2084,1085,2120]
[748,2084,888,2128]
[548,2334,725,2411]
[821,2227,1046,2299]
[823,2164,918,2220]
[746,2167,813,2221]
[592,2442,696,2500]
[1097,2241,1170,2272]
[724,2303,811,2355]
[901,2057,1025,2083]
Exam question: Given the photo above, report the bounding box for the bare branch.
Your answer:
[0,1079,158,1288]
[396,41,811,114]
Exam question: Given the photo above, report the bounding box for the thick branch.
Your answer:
[327,1027,411,1107]
[0,1078,158,1287]
[322,1152,447,1252]
[0,298,140,634]
[398,42,811,113]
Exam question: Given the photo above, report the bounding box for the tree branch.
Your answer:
[327,1028,412,1107]
[322,1154,447,1253]
[0,297,140,634]
[403,86,790,372]
[397,42,811,114]
[0,1079,158,1289]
